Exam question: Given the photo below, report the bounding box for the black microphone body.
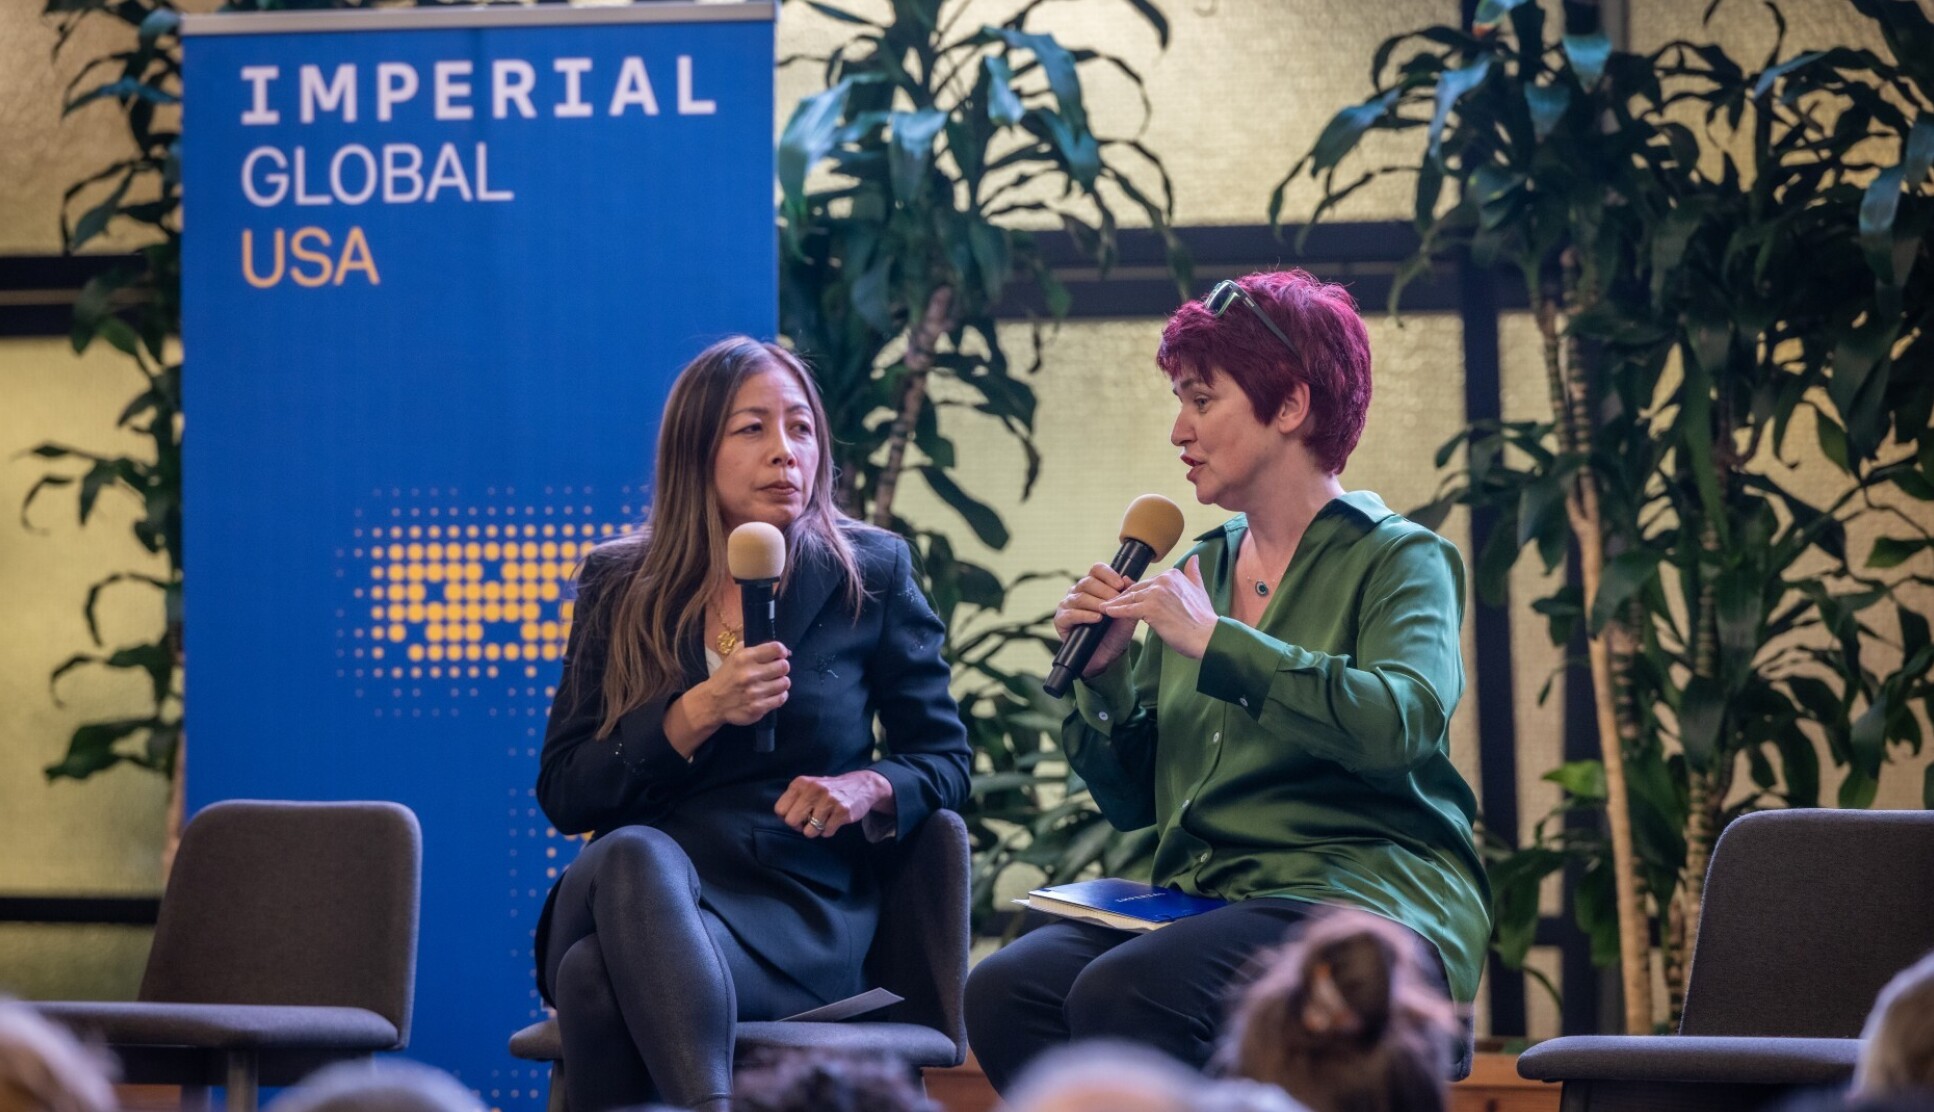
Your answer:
[1044,537,1157,698]
[739,576,780,752]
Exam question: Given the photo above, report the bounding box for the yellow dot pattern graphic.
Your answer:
[337,490,637,693]
[332,484,640,1070]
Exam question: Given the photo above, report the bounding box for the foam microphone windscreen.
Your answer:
[1119,494,1186,561]
[727,522,786,581]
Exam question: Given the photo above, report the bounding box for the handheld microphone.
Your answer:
[727,522,787,753]
[1043,494,1187,699]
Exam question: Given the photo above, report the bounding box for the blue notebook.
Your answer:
[1021,878,1228,932]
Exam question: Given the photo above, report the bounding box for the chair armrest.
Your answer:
[870,810,969,1061]
[1517,1035,1861,1087]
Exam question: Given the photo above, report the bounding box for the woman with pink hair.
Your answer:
[965,271,1486,1089]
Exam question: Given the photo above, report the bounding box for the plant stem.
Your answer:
[1672,517,1726,1026]
[870,285,955,527]
[1539,284,1653,1033]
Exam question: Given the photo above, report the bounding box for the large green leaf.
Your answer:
[1851,694,1890,780]
[1713,566,1763,676]
[1471,0,1532,31]
[1561,31,1612,90]
[1775,720,1821,807]
[919,465,1010,549]
[66,167,133,252]
[1751,50,1827,99]
[44,717,155,781]
[1428,56,1492,164]
[1030,108,1100,188]
[982,55,1023,126]
[988,28,1087,133]
[888,107,948,204]
[1544,760,1607,801]
[1525,81,1570,142]
[1678,675,1725,771]
[778,78,856,225]
[1870,537,1931,569]
[1589,550,1662,634]
[1312,88,1402,176]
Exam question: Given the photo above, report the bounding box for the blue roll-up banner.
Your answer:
[180,4,775,1105]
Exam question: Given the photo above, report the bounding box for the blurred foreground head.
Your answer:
[1220,908,1459,1112]
[1002,1042,1305,1112]
[268,1060,485,1112]
[0,1000,116,1112]
[730,1048,934,1112]
[1857,950,1934,1099]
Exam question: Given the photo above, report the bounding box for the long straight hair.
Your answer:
[574,337,865,738]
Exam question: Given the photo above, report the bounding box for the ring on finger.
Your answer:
[806,816,825,831]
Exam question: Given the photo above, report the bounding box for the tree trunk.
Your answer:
[870,286,955,527]
[1664,883,1688,1025]
[1672,519,1726,1027]
[1537,291,1654,1033]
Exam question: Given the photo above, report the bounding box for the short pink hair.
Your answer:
[1156,269,1373,475]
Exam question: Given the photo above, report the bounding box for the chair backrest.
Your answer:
[138,799,422,1044]
[1680,808,1934,1038]
[865,809,970,1058]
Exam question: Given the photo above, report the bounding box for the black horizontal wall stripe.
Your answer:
[0,225,1531,335]
[0,896,162,925]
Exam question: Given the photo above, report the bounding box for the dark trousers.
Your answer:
[964,898,1325,1094]
[542,825,820,1112]
[966,898,1464,1095]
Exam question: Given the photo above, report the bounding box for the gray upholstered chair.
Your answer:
[36,800,422,1112]
[1518,808,1934,1111]
[511,808,971,1112]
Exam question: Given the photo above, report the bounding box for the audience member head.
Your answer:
[1219,908,1459,1112]
[1157,269,1373,476]
[0,1001,116,1112]
[1857,950,1934,1098]
[268,1059,486,1112]
[730,1049,934,1112]
[1002,1041,1305,1112]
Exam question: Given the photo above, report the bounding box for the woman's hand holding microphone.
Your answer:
[691,642,791,727]
[673,643,893,839]
[1055,554,1218,672]
[664,643,790,759]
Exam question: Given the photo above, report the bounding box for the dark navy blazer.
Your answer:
[534,524,971,1006]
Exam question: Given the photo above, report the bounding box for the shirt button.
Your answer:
[1180,798,1191,810]
[1197,852,1210,865]
[1211,732,1220,744]
[1097,711,1109,722]
[1238,697,1249,708]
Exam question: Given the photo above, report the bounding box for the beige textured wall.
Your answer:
[778,0,1457,227]
[0,337,170,1000]
[2,1,187,1000]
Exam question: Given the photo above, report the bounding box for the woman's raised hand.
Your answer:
[1099,555,1217,661]
[694,642,790,728]
[1053,562,1142,678]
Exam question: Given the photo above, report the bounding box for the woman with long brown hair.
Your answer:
[534,337,971,1112]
